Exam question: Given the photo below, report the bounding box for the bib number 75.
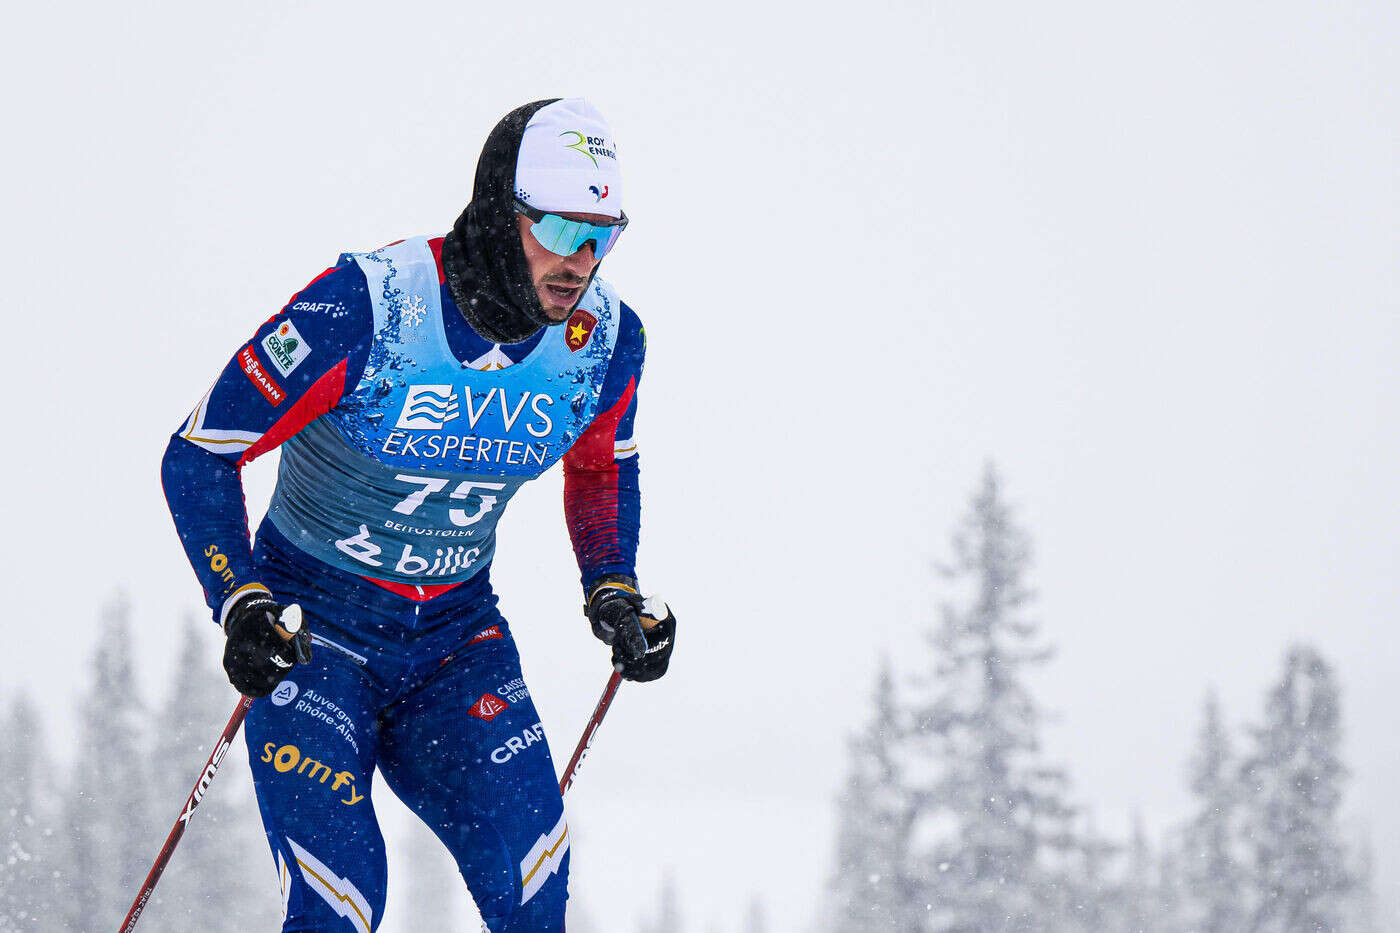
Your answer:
[390,474,507,527]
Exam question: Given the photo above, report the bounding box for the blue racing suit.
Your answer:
[162,236,645,931]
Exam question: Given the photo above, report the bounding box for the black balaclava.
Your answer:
[442,99,567,345]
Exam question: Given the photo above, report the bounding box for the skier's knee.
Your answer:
[478,810,569,933]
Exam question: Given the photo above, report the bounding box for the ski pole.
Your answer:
[559,669,623,794]
[119,604,306,932]
[558,597,665,794]
[118,694,253,932]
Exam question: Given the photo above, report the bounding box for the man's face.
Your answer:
[516,212,610,322]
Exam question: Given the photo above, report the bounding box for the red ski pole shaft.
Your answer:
[559,670,623,795]
[559,607,664,794]
[118,694,254,933]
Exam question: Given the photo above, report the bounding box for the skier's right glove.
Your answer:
[222,591,312,698]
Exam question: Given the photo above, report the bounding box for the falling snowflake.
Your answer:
[400,295,428,327]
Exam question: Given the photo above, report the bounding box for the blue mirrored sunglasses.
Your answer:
[514,199,629,260]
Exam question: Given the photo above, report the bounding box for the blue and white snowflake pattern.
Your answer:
[400,295,428,328]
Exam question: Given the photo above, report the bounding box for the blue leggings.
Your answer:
[245,523,568,931]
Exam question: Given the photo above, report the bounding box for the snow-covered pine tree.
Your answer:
[910,464,1076,931]
[1120,814,1160,932]
[0,693,59,931]
[1035,794,1103,929]
[742,895,769,933]
[1180,689,1244,931]
[636,870,683,933]
[1338,832,1378,933]
[1068,813,1163,933]
[1239,646,1350,932]
[57,593,159,929]
[144,618,280,931]
[1155,829,1188,933]
[828,657,923,931]
[1064,812,1118,931]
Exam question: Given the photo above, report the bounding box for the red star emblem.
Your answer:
[565,309,598,353]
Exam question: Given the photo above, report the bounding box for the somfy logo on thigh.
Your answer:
[271,680,298,706]
[261,742,365,806]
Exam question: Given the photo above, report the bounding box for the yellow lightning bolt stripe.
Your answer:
[294,858,371,933]
[181,393,260,447]
[520,826,570,888]
[278,854,292,920]
[184,435,251,446]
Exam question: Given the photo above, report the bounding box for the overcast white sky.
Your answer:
[2,1,1396,929]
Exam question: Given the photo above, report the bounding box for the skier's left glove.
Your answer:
[586,576,676,683]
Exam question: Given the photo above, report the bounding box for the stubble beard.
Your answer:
[538,273,589,322]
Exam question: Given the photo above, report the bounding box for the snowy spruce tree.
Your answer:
[1343,834,1378,932]
[1119,814,1161,932]
[144,619,279,931]
[1155,831,1188,933]
[637,870,683,933]
[828,657,924,931]
[1065,813,1118,931]
[0,693,59,930]
[742,895,770,933]
[909,464,1076,931]
[1239,646,1350,932]
[1180,690,1244,932]
[57,594,160,929]
[1066,813,1170,933]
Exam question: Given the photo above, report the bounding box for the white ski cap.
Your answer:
[514,98,623,219]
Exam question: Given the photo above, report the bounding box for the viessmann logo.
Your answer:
[238,346,286,406]
[395,385,460,430]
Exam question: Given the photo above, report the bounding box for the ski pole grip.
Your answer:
[276,604,312,665]
[278,604,303,635]
[640,594,668,629]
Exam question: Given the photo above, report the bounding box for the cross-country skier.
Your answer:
[161,98,675,932]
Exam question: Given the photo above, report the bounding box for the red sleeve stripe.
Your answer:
[563,377,637,571]
[429,237,447,285]
[236,358,349,467]
[563,377,636,472]
[565,477,624,570]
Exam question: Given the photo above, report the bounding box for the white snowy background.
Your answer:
[2,0,1397,929]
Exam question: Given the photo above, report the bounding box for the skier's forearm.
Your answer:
[161,434,266,623]
[159,261,372,623]
[565,454,641,590]
[563,301,645,592]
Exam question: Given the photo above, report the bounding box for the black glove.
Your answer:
[222,592,312,698]
[586,576,676,683]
